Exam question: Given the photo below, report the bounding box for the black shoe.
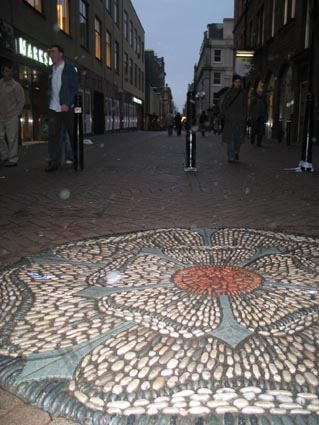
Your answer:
[4,161,18,167]
[45,162,59,172]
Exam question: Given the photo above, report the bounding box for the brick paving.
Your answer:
[0,131,319,424]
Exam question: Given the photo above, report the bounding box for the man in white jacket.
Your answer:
[0,63,25,167]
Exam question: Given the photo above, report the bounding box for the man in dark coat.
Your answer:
[249,85,268,147]
[220,74,247,162]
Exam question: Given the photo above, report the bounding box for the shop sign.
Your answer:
[132,96,143,105]
[16,37,52,66]
[235,50,255,77]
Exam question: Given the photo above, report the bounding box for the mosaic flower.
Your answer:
[0,228,319,419]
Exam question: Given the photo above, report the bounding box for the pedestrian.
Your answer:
[165,111,174,136]
[0,63,25,167]
[45,44,78,172]
[199,110,209,137]
[175,112,182,136]
[249,84,268,147]
[220,74,247,162]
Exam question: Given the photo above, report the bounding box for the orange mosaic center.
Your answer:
[174,265,262,295]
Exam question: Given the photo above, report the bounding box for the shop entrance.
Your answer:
[19,65,48,143]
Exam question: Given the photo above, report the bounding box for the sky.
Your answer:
[132,0,234,112]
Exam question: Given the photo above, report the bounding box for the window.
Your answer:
[271,0,276,36]
[129,21,133,47]
[80,0,89,49]
[214,49,221,62]
[134,63,137,87]
[114,41,119,73]
[106,31,112,68]
[213,72,221,85]
[95,17,102,60]
[57,0,70,34]
[134,29,137,52]
[257,5,264,45]
[114,0,119,25]
[284,0,296,24]
[105,0,111,12]
[129,58,133,84]
[138,67,141,90]
[25,0,42,12]
[213,93,220,105]
[142,71,144,92]
[137,36,141,57]
[124,52,128,80]
[124,11,128,40]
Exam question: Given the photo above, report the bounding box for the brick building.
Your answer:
[233,0,318,144]
[0,0,145,142]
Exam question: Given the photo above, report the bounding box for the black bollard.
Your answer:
[184,91,197,172]
[286,119,291,146]
[73,94,84,171]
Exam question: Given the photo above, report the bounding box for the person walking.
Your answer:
[175,112,182,136]
[165,111,174,136]
[0,63,25,167]
[45,44,78,172]
[220,74,247,162]
[199,110,209,137]
[249,84,268,147]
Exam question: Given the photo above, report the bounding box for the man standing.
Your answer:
[0,63,25,167]
[249,84,268,147]
[46,44,78,172]
[221,74,247,162]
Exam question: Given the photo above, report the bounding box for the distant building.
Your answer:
[193,19,234,121]
[145,50,173,129]
[0,0,145,142]
[233,0,319,144]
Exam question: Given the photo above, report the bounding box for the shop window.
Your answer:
[25,0,42,13]
[106,31,112,68]
[95,17,102,60]
[80,0,89,49]
[57,0,70,34]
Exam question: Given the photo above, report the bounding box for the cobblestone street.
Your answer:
[0,131,319,424]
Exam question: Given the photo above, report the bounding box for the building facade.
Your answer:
[234,0,318,144]
[145,50,173,130]
[193,19,234,122]
[0,0,145,142]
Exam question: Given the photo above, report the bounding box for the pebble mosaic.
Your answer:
[0,227,318,424]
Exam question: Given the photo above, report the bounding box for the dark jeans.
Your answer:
[227,128,240,160]
[251,118,265,146]
[48,109,74,165]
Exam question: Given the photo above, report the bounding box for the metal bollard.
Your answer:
[184,91,197,172]
[185,129,196,170]
[286,119,291,146]
[73,94,84,171]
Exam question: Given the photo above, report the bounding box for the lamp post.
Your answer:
[299,0,316,171]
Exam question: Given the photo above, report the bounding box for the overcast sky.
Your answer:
[132,0,234,112]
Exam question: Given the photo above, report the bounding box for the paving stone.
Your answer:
[0,405,51,425]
